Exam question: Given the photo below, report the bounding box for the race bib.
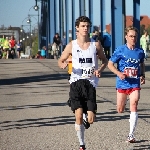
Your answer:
[123,67,138,78]
[81,66,95,78]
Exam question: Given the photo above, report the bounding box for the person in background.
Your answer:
[2,49,7,59]
[102,29,111,59]
[91,30,99,42]
[40,46,46,59]
[140,30,149,60]
[62,35,66,52]
[16,41,22,58]
[53,33,61,48]
[53,33,61,57]
[9,36,16,59]
[35,51,41,59]
[0,35,5,51]
[3,37,10,59]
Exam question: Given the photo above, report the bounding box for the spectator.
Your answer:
[40,46,46,59]
[91,30,104,46]
[62,35,66,52]
[91,30,99,42]
[102,30,111,59]
[48,43,52,59]
[53,33,61,56]
[140,30,149,59]
[35,51,41,59]
[53,33,61,46]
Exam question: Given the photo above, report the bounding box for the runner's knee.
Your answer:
[117,106,124,113]
[130,100,138,112]
[75,109,83,124]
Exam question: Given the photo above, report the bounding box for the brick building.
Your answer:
[106,15,150,33]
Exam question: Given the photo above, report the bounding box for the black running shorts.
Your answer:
[69,79,97,114]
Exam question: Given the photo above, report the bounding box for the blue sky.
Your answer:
[0,0,150,31]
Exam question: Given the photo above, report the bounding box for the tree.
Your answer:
[140,25,145,36]
[146,25,150,35]
[31,35,38,56]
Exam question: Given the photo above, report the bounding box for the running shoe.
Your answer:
[126,134,136,143]
[79,145,86,150]
[83,118,90,129]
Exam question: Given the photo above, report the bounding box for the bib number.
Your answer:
[123,67,138,78]
[81,66,95,78]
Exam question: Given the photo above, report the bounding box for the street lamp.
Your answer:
[21,23,32,48]
[34,5,39,11]
[27,18,31,24]
[28,5,40,50]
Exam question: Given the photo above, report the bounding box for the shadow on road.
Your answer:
[0,102,68,111]
[0,115,75,131]
[0,74,68,86]
[134,142,150,150]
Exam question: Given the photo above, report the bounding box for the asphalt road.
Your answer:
[0,59,150,150]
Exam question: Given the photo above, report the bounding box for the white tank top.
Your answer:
[69,40,99,87]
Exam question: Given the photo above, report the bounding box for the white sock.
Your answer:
[75,124,85,145]
[129,112,138,136]
[83,113,87,121]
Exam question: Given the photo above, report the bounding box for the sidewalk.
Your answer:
[0,59,150,150]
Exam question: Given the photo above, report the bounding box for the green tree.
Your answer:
[146,25,150,35]
[31,35,38,56]
[140,25,145,36]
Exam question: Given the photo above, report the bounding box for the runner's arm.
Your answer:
[140,62,145,77]
[58,42,72,69]
[108,60,121,76]
[95,41,108,73]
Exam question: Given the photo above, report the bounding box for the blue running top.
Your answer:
[109,44,145,89]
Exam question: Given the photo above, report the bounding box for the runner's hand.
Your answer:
[140,76,145,85]
[61,62,68,69]
[94,70,101,78]
[118,72,126,80]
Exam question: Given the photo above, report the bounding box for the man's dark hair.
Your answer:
[75,16,92,27]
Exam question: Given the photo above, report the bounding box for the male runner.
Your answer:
[108,26,145,143]
[58,16,108,150]
[66,31,91,129]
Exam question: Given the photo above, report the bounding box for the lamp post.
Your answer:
[34,5,40,50]
[20,17,32,54]
[20,26,31,54]
[28,5,40,50]
[26,19,32,48]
